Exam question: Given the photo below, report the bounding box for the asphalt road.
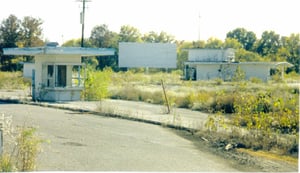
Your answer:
[1,103,240,171]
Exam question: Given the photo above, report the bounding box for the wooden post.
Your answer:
[161,79,170,114]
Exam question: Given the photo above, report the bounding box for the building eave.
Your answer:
[3,47,115,57]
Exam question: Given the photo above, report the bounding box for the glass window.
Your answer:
[47,65,54,87]
[72,65,85,87]
[56,65,67,87]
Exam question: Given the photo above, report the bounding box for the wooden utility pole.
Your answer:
[78,0,91,47]
[161,79,170,114]
[81,0,85,47]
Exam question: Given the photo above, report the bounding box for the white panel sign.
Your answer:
[119,42,177,68]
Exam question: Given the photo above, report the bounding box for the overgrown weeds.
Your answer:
[0,113,43,172]
[0,72,29,90]
[84,70,299,156]
[0,127,43,172]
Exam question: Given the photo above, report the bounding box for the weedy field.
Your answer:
[100,69,299,158]
[0,70,299,161]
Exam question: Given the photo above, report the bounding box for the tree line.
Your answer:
[0,14,299,73]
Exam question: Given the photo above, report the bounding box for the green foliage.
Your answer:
[226,28,257,51]
[255,31,281,56]
[0,127,43,172]
[20,16,44,47]
[233,87,299,134]
[235,48,263,62]
[0,15,44,71]
[142,31,175,43]
[0,72,29,90]
[205,37,223,49]
[15,127,42,171]
[232,66,245,82]
[0,154,13,172]
[82,67,112,101]
[249,77,263,83]
[118,25,142,42]
[223,38,243,49]
[90,24,118,48]
[214,78,223,85]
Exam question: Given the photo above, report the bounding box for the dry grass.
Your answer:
[237,148,298,165]
[0,72,29,90]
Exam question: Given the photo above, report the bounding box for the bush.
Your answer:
[0,154,13,172]
[250,77,263,83]
[0,72,29,90]
[82,68,112,101]
[15,128,42,171]
[0,127,43,172]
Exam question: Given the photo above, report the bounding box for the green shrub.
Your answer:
[0,72,29,90]
[0,154,13,172]
[82,67,112,101]
[175,95,192,109]
[0,127,43,172]
[250,77,263,83]
[214,78,223,85]
[15,127,42,171]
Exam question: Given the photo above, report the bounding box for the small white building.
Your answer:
[184,49,293,81]
[4,45,115,102]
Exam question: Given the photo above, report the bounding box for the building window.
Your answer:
[44,64,85,88]
[47,65,54,87]
[72,65,85,87]
[56,65,67,87]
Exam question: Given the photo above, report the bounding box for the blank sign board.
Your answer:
[118,42,177,68]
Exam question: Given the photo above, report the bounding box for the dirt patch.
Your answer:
[172,129,298,172]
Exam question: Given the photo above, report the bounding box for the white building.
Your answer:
[184,49,293,81]
[4,45,115,102]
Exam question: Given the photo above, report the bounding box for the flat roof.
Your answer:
[184,61,293,67]
[3,47,115,56]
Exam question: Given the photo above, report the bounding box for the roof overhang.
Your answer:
[3,47,115,57]
[184,61,294,67]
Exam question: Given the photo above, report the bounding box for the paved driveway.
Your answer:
[0,103,239,171]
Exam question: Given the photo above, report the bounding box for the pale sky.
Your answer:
[1,0,300,45]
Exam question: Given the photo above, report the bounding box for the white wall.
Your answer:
[240,63,271,81]
[23,63,35,78]
[188,49,235,62]
[119,42,177,68]
[191,62,272,81]
[34,54,82,101]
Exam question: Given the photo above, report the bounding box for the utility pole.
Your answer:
[198,13,201,42]
[78,0,91,47]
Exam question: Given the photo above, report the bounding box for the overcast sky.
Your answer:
[1,0,300,44]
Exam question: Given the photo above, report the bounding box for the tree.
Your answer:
[235,48,262,62]
[0,15,21,70]
[223,38,243,49]
[226,28,256,51]
[256,31,280,56]
[90,24,118,48]
[142,31,158,43]
[157,31,175,43]
[63,38,92,47]
[0,15,21,48]
[62,38,82,47]
[89,24,118,70]
[20,16,44,47]
[205,37,223,49]
[118,25,142,42]
[280,34,300,72]
[142,31,175,43]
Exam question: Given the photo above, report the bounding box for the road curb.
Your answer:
[0,98,197,133]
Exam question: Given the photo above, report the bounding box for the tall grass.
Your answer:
[0,72,29,90]
[84,70,299,155]
[0,127,43,172]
